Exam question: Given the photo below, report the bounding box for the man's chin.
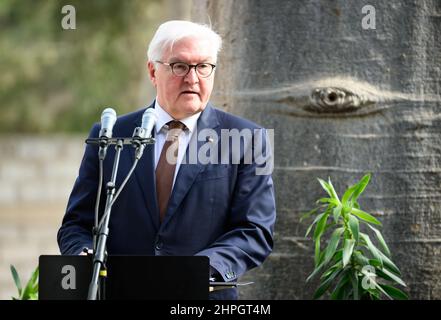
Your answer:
[180,103,205,116]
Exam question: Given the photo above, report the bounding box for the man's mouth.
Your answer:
[181,90,199,95]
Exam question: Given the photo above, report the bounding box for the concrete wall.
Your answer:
[0,135,84,299]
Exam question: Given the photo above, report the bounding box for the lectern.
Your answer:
[39,255,210,300]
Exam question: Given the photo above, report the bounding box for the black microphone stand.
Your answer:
[87,139,123,300]
[92,139,109,259]
[85,135,154,300]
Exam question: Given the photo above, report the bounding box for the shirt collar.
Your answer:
[154,99,201,134]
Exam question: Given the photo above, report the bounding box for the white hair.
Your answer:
[147,20,222,64]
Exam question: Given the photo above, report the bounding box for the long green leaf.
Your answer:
[29,267,39,299]
[333,205,342,224]
[10,265,22,296]
[327,178,341,202]
[381,268,406,287]
[305,224,313,238]
[376,268,406,286]
[378,284,408,300]
[305,212,324,237]
[313,269,342,299]
[348,215,360,243]
[367,224,391,257]
[332,249,344,262]
[351,173,371,203]
[322,222,337,236]
[359,233,383,266]
[12,266,39,300]
[316,198,339,206]
[353,251,370,266]
[323,228,344,265]
[321,261,342,280]
[30,267,39,285]
[373,281,393,300]
[377,250,402,275]
[368,259,382,268]
[308,250,343,283]
[342,239,355,267]
[315,236,321,266]
[318,178,333,198]
[376,268,398,283]
[313,213,329,241]
[351,208,382,226]
[342,182,359,206]
[21,267,39,300]
[21,283,32,300]
[342,205,351,217]
[317,178,341,204]
[306,262,325,283]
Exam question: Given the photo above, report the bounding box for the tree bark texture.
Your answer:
[192,0,441,299]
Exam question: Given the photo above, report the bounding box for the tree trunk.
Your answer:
[192,0,441,299]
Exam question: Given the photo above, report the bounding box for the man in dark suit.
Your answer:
[57,20,276,300]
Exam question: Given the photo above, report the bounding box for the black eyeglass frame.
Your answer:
[155,61,216,78]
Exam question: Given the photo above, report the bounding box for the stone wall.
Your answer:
[0,135,85,299]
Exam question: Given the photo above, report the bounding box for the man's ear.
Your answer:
[147,61,157,87]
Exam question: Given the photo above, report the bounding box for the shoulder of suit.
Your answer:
[209,105,264,130]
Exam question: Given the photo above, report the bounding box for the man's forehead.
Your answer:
[163,37,216,62]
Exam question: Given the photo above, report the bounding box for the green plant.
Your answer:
[10,265,39,300]
[301,173,408,300]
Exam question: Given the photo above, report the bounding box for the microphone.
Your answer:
[134,108,157,139]
[98,107,117,160]
[133,108,157,159]
[99,107,117,140]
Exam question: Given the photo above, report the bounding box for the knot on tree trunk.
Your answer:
[308,87,371,113]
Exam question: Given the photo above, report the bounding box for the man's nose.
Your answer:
[184,67,199,84]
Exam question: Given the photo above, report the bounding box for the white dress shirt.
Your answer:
[154,100,201,188]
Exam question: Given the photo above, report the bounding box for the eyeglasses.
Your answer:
[155,61,216,78]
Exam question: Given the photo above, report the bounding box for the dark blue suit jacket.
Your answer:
[57,102,276,299]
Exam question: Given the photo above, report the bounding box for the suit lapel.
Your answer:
[161,104,220,227]
[131,102,160,231]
